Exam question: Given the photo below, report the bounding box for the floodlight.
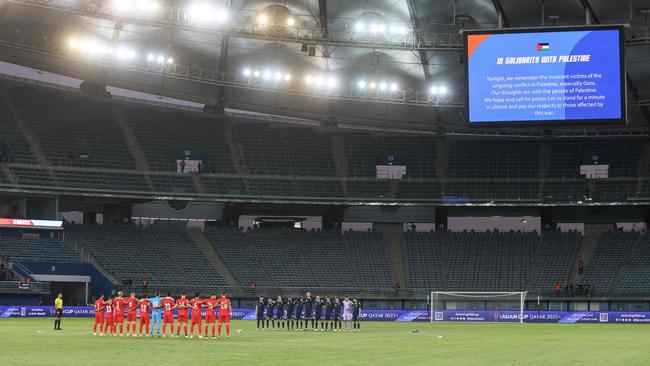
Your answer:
[263,70,272,80]
[284,73,292,82]
[286,17,295,26]
[390,83,398,91]
[327,77,337,88]
[258,14,269,25]
[156,55,165,63]
[67,38,78,49]
[167,58,174,64]
[430,86,438,94]
[357,80,366,89]
[253,70,260,78]
[147,53,155,61]
[304,75,313,85]
[355,22,365,32]
[243,68,251,77]
[379,82,387,91]
[439,86,448,95]
[369,81,376,89]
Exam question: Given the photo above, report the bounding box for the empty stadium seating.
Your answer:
[0,236,81,262]
[616,234,650,293]
[445,231,536,291]
[125,108,235,174]
[530,231,581,291]
[7,86,136,169]
[448,140,539,178]
[403,232,443,289]
[65,224,228,292]
[582,231,640,291]
[235,123,335,176]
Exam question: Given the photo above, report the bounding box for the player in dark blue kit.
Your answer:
[352,298,362,332]
[324,297,334,331]
[303,292,313,331]
[256,296,266,330]
[314,295,324,331]
[285,297,294,330]
[266,297,275,330]
[332,297,342,332]
[294,298,303,331]
[275,295,285,331]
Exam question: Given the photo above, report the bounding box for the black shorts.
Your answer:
[267,314,274,319]
[286,314,293,320]
[325,314,332,321]
[333,313,340,320]
[315,314,322,321]
[352,313,359,321]
[56,308,63,317]
[256,314,264,320]
[275,315,284,320]
[295,313,302,320]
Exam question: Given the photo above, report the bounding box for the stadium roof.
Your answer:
[0,0,649,129]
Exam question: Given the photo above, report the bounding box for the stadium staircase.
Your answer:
[636,142,650,194]
[111,105,152,187]
[0,164,16,184]
[567,224,614,286]
[330,134,348,195]
[527,233,545,289]
[191,173,205,193]
[63,236,120,286]
[186,228,239,288]
[343,235,362,288]
[435,139,449,194]
[375,224,407,288]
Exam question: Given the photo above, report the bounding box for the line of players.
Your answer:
[256,292,362,332]
[92,291,233,339]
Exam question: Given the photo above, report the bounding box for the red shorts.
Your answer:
[105,315,113,325]
[95,313,104,323]
[191,313,202,325]
[178,312,188,323]
[140,314,150,325]
[127,312,137,322]
[163,312,174,324]
[114,314,124,323]
[218,314,231,323]
[205,312,216,323]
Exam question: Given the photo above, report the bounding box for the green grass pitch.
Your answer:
[0,318,647,365]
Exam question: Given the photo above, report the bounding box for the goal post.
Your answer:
[430,291,528,324]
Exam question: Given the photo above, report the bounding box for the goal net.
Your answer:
[430,291,527,324]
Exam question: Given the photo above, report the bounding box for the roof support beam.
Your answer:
[579,0,600,25]
[215,0,232,114]
[406,0,431,81]
[491,0,509,28]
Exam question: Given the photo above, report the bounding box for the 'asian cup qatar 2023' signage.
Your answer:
[2,307,650,324]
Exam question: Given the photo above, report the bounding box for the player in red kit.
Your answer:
[103,298,114,336]
[175,293,190,338]
[217,291,232,338]
[161,292,176,337]
[189,292,204,339]
[204,294,217,339]
[113,291,126,336]
[138,297,151,337]
[93,294,105,336]
[125,292,138,336]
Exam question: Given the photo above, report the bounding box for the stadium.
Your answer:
[0,0,649,364]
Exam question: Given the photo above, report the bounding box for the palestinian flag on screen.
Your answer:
[537,42,550,51]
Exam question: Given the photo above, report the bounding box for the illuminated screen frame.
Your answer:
[463,26,626,126]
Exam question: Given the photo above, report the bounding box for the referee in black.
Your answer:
[54,293,63,330]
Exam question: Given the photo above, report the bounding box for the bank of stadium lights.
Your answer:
[111,0,160,16]
[185,2,230,24]
[66,37,175,66]
[256,13,295,26]
[357,79,400,93]
[242,68,292,84]
[430,85,448,95]
[354,21,409,35]
[304,74,338,92]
